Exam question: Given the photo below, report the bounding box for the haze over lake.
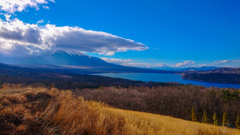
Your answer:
[94,73,240,89]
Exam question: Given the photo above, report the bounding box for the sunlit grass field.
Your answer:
[0,86,239,135]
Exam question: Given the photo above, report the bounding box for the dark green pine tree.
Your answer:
[201,111,209,123]
[191,107,198,122]
[235,114,240,129]
[222,113,228,126]
[212,112,218,126]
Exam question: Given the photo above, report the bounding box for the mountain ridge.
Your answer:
[0,50,175,74]
[182,67,240,84]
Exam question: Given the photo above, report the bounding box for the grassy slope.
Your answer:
[105,108,240,135]
[0,87,239,135]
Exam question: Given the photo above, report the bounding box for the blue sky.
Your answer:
[0,0,239,68]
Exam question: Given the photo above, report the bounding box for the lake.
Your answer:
[93,73,240,89]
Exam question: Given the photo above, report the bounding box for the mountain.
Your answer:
[182,67,240,84]
[182,67,240,75]
[0,50,175,74]
[0,50,107,66]
[156,66,218,71]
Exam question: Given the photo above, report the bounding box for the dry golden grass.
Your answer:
[104,108,240,135]
[0,87,239,135]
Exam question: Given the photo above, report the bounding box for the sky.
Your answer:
[0,0,239,68]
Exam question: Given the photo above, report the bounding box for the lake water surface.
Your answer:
[93,73,240,89]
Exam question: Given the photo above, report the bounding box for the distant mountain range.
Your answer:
[0,50,107,66]
[182,67,240,84]
[156,66,218,71]
[0,50,175,74]
[0,50,239,84]
[0,50,237,75]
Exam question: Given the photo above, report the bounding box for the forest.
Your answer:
[182,67,240,84]
[76,85,240,127]
[1,85,239,134]
[0,63,240,127]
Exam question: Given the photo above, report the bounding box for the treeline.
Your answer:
[0,63,180,90]
[1,64,239,127]
[0,73,179,90]
[1,83,240,127]
[191,107,240,128]
[0,67,181,90]
[183,73,240,84]
[182,67,240,84]
[75,85,240,127]
[1,86,239,134]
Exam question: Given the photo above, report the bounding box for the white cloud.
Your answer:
[101,57,158,68]
[0,18,148,55]
[42,6,49,9]
[0,0,147,56]
[213,60,240,65]
[0,18,48,52]
[37,19,44,24]
[4,14,11,21]
[156,63,168,67]
[101,58,199,68]
[174,60,195,67]
[208,60,240,66]
[0,0,55,13]
[101,58,133,65]
[101,58,153,67]
[127,63,152,68]
[198,64,207,67]
[101,57,240,68]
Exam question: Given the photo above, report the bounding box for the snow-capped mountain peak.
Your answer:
[66,51,91,58]
[44,50,91,58]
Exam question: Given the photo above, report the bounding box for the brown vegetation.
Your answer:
[76,85,240,126]
[0,85,239,135]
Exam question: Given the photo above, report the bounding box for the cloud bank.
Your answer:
[0,0,54,13]
[101,58,196,68]
[0,18,148,55]
[101,58,153,67]
[0,0,147,56]
[174,60,195,67]
[101,58,133,65]
[211,60,240,66]
[101,58,240,68]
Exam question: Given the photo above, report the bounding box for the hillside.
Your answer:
[0,50,175,74]
[0,63,177,89]
[182,67,240,84]
[0,63,239,125]
[0,87,239,135]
